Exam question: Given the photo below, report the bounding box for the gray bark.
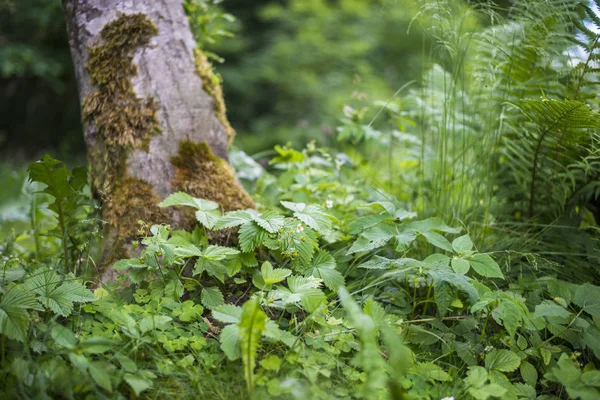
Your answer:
[62,0,252,278]
[62,0,229,198]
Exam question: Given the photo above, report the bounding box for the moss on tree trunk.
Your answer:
[62,1,253,278]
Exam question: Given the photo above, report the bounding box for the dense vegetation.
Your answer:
[3,0,600,399]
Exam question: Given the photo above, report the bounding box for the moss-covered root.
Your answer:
[172,141,255,213]
[83,13,160,150]
[103,177,167,260]
[194,48,236,146]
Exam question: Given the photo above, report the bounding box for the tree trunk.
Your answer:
[61,0,254,276]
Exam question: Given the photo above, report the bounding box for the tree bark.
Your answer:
[61,0,254,276]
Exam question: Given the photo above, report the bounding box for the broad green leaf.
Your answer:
[394,230,418,252]
[51,324,77,349]
[347,214,391,234]
[79,337,118,354]
[0,269,25,289]
[434,282,454,318]
[214,210,255,230]
[261,261,291,285]
[138,315,172,334]
[347,223,396,254]
[428,269,478,304]
[201,287,224,309]
[124,374,153,396]
[89,362,112,392]
[253,211,285,233]
[259,355,281,371]
[212,304,242,324]
[220,324,240,360]
[485,349,520,372]
[520,361,538,386]
[195,209,221,229]
[0,285,37,342]
[452,234,474,253]
[25,268,96,317]
[451,258,471,274]
[159,192,218,211]
[421,230,453,252]
[414,362,452,382]
[468,254,503,279]
[280,201,333,233]
[304,251,345,291]
[405,217,461,234]
[173,301,204,322]
[238,221,269,252]
[469,384,507,400]
[574,283,600,317]
[202,245,240,260]
[534,300,572,319]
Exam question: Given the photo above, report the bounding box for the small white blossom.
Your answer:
[441,397,455,400]
[484,345,494,352]
[296,223,304,232]
[325,199,333,209]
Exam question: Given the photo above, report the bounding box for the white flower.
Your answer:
[296,223,304,232]
[441,397,455,400]
[484,345,494,352]
[325,199,333,209]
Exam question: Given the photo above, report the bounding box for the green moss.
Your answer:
[171,140,255,216]
[194,48,236,146]
[103,176,167,258]
[83,13,160,150]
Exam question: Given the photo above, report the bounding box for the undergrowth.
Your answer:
[2,0,600,399]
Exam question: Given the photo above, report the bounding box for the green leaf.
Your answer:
[220,324,240,360]
[238,221,269,252]
[421,230,453,252]
[124,374,153,396]
[201,287,224,309]
[51,324,77,349]
[280,201,333,233]
[485,349,521,372]
[259,355,281,371]
[468,254,503,279]
[202,245,240,260]
[159,192,218,211]
[89,362,112,392]
[195,209,221,229]
[212,304,242,324]
[304,251,345,291]
[452,234,474,253]
[434,282,454,318]
[347,223,396,254]
[286,276,326,312]
[405,217,461,234]
[253,211,285,233]
[451,258,471,274]
[79,337,118,354]
[534,300,572,319]
[174,301,204,322]
[238,298,267,394]
[394,230,417,252]
[574,283,600,317]
[25,268,96,317]
[0,285,37,342]
[347,214,391,234]
[520,361,538,386]
[214,210,255,230]
[261,261,292,285]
